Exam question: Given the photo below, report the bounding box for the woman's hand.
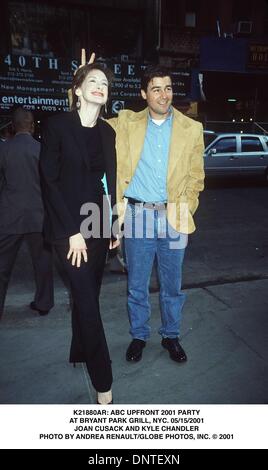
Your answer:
[67,233,88,268]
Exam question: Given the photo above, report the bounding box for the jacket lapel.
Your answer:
[167,108,189,195]
[127,109,147,174]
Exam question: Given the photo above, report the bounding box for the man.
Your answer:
[0,107,54,318]
[109,65,205,364]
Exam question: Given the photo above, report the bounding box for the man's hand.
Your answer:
[67,233,88,268]
[75,49,95,75]
[81,48,95,66]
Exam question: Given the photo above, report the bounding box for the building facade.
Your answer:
[1,0,268,130]
[0,0,160,125]
[159,0,268,128]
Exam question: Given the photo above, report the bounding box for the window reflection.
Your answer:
[9,1,86,58]
[241,137,264,152]
[213,138,236,153]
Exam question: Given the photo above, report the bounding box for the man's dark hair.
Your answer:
[141,65,172,92]
[71,62,114,112]
[12,107,34,133]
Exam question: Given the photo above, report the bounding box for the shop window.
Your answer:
[8,1,87,58]
[90,8,143,58]
[185,12,196,28]
[232,0,252,22]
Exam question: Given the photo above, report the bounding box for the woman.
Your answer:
[40,63,119,405]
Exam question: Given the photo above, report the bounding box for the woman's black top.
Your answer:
[80,123,106,206]
[81,124,105,173]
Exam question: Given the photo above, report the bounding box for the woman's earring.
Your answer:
[76,98,81,109]
[104,103,107,114]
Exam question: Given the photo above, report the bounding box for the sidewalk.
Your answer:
[1,184,268,404]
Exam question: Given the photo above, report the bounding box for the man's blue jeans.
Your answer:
[124,203,187,341]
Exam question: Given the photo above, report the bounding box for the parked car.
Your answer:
[203,133,268,180]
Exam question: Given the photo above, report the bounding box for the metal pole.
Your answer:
[253,86,258,122]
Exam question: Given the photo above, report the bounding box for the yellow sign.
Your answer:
[248,44,268,68]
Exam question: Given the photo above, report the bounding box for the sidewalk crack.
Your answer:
[202,286,232,308]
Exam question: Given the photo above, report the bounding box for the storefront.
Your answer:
[0,0,198,128]
[0,53,193,118]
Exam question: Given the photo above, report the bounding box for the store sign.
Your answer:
[248,44,268,69]
[171,70,191,98]
[111,64,191,101]
[0,54,191,113]
[0,54,75,112]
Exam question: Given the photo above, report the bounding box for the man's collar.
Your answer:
[148,107,173,125]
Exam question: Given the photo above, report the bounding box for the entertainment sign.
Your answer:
[0,54,191,113]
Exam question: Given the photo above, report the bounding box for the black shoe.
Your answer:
[161,338,187,363]
[30,301,49,316]
[126,339,146,362]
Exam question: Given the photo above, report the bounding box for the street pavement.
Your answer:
[0,178,268,404]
